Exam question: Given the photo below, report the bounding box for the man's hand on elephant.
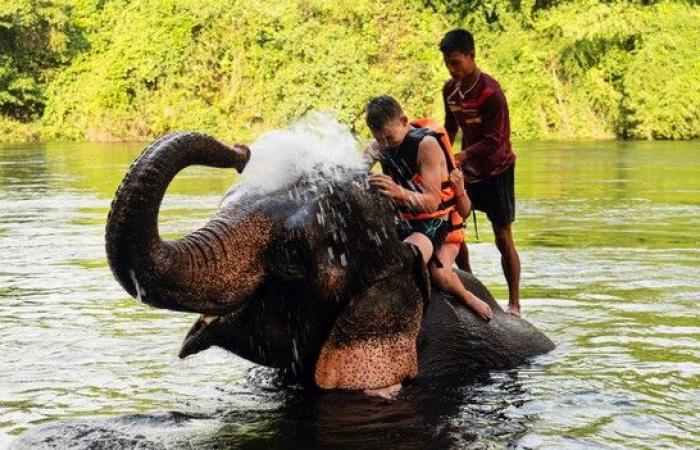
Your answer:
[366,140,382,158]
[361,140,382,172]
[369,174,404,200]
[449,168,466,195]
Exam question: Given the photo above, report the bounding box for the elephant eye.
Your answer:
[267,235,309,280]
[286,244,306,263]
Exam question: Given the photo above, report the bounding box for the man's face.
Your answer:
[443,51,475,80]
[371,116,408,149]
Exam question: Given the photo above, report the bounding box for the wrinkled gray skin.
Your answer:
[105,132,554,388]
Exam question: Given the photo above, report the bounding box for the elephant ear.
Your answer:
[314,244,427,390]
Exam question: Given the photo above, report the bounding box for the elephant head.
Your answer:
[106,131,431,390]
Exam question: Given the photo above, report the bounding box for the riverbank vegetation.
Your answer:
[1,0,698,143]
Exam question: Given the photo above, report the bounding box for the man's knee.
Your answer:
[404,233,433,263]
[493,224,514,249]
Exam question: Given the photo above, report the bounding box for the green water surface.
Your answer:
[0,139,698,449]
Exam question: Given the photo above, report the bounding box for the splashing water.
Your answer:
[241,112,364,191]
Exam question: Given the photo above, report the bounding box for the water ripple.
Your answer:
[1,140,699,449]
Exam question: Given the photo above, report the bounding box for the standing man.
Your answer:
[440,29,522,317]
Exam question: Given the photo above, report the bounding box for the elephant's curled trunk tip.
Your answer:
[232,143,251,173]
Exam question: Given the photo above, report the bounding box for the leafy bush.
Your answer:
[0,0,697,142]
[0,0,83,122]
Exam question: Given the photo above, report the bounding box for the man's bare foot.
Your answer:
[363,383,401,399]
[506,304,521,318]
[464,293,494,322]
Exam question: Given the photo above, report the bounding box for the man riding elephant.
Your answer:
[363,95,493,321]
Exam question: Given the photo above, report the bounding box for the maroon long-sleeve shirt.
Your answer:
[443,72,515,183]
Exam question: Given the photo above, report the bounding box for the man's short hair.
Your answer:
[365,95,404,132]
[439,29,475,55]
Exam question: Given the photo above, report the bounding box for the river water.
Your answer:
[0,139,698,449]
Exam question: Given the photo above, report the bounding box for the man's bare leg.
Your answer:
[456,241,472,273]
[493,223,521,317]
[431,244,493,321]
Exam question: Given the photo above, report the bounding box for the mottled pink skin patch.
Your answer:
[315,335,419,390]
[314,272,424,390]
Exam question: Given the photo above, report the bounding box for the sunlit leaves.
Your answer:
[0,0,697,142]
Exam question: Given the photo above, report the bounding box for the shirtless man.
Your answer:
[363,95,493,317]
[362,95,493,398]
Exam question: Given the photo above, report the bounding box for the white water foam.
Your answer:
[241,111,363,191]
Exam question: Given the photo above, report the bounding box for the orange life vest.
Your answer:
[379,118,466,244]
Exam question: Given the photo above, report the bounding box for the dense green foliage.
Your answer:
[0,0,698,142]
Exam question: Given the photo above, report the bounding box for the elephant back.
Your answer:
[417,270,555,378]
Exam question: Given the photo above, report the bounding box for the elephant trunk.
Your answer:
[106,132,254,314]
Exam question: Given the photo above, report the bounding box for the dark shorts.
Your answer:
[396,217,450,252]
[466,163,515,228]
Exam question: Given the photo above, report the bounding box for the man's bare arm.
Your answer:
[369,137,444,212]
[403,136,444,213]
[450,168,471,218]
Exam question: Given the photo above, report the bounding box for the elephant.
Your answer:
[105,131,554,392]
